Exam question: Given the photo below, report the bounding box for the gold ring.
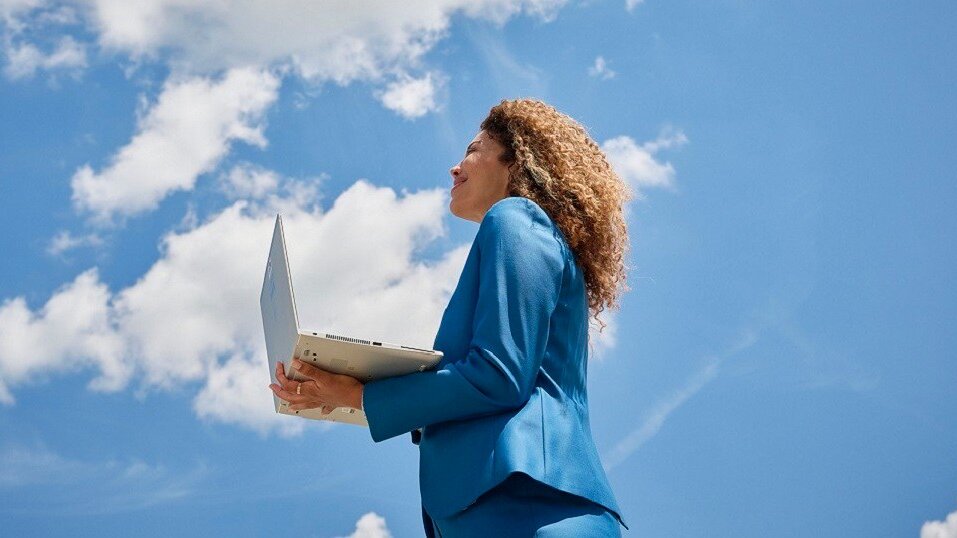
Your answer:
[296,382,301,395]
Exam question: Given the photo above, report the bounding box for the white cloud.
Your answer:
[587,55,616,80]
[46,229,104,256]
[335,511,393,538]
[113,179,457,389]
[462,0,567,25]
[3,1,578,230]
[4,1,570,112]
[375,71,447,119]
[85,0,568,78]
[0,267,129,401]
[82,0,567,92]
[923,508,957,538]
[0,380,11,405]
[0,177,471,434]
[1,2,85,80]
[219,162,282,200]
[2,33,86,79]
[69,67,280,224]
[32,4,78,26]
[194,352,309,437]
[601,127,688,198]
[0,0,43,32]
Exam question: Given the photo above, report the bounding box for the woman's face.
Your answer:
[449,130,511,223]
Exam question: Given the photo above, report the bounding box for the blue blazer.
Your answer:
[362,196,628,530]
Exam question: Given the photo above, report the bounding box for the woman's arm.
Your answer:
[362,198,564,443]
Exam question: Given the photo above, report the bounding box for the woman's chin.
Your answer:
[449,198,474,221]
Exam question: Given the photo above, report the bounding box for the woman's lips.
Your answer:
[452,179,467,191]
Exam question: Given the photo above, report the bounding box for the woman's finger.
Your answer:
[276,362,307,393]
[278,373,306,395]
[269,383,307,404]
[276,361,294,383]
[290,358,329,383]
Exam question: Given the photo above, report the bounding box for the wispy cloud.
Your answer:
[602,328,759,471]
[764,300,881,393]
[2,34,86,80]
[625,0,646,13]
[46,230,104,256]
[602,359,719,471]
[465,24,548,98]
[587,55,616,80]
[0,443,207,516]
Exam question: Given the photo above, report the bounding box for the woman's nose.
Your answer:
[450,164,461,178]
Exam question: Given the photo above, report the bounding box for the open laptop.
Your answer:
[260,214,443,426]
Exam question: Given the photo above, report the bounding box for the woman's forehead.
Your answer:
[472,130,503,147]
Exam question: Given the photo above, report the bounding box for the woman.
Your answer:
[270,98,633,536]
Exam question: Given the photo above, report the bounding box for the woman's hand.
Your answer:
[268,358,364,415]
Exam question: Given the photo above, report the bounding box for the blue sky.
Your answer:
[1,1,955,536]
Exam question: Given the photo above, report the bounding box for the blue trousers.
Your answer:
[423,472,622,537]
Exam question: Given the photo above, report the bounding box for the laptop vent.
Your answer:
[325,333,371,346]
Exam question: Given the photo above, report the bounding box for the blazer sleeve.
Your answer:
[361,199,564,443]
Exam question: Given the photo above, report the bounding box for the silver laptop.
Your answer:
[260,214,443,426]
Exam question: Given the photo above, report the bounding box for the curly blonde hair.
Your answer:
[480,98,633,332]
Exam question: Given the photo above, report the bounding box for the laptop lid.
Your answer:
[260,214,299,374]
